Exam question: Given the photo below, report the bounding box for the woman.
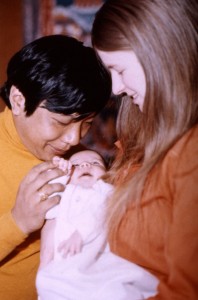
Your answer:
[92,0,198,299]
[0,34,111,300]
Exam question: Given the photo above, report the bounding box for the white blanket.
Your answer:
[36,179,158,299]
[36,248,158,300]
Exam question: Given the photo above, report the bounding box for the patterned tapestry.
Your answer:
[24,0,104,44]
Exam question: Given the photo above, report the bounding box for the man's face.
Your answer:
[13,105,94,161]
[69,150,106,188]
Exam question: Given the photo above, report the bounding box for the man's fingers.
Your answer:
[23,161,60,183]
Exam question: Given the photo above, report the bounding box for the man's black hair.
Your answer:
[0,35,112,117]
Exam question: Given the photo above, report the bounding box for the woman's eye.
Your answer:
[117,69,124,75]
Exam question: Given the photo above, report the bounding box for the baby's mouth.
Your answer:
[80,172,92,177]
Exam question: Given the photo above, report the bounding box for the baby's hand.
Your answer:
[58,230,83,258]
[52,156,72,173]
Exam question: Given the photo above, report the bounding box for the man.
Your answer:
[0,34,111,300]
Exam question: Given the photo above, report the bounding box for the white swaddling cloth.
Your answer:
[36,179,158,300]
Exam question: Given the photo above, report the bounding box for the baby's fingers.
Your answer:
[52,156,72,173]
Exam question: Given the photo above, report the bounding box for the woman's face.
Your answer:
[97,50,146,111]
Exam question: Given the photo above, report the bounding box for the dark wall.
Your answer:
[0,0,23,111]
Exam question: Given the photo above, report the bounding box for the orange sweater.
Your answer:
[0,108,42,300]
[110,126,198,299]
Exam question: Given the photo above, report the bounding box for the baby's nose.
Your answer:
[80,161,91,168]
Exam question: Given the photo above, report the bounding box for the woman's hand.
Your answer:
[11,161,66,235]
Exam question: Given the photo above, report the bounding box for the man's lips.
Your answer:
[48,144,70,155]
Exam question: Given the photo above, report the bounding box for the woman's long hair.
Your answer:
[92,0,198,230]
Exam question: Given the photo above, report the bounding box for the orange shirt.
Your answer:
[0,108,41,300]
[110,126,198,299]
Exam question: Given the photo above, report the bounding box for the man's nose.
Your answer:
[61,123,81,146]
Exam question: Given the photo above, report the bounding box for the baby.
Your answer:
[36,150,159,300]
[39,149,111,267]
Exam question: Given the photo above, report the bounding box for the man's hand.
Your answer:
[12,161,66,234]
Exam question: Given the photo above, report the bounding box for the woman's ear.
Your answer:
[9,85,25,115]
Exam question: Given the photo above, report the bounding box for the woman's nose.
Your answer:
[111,71,125,95]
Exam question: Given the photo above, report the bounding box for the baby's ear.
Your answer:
[9,85,25,115]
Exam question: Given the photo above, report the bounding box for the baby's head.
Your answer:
[69,150,106,188]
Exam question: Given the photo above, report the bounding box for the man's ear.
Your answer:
[9,85,25,115]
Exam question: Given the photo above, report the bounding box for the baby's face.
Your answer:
[69,150,106,188]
